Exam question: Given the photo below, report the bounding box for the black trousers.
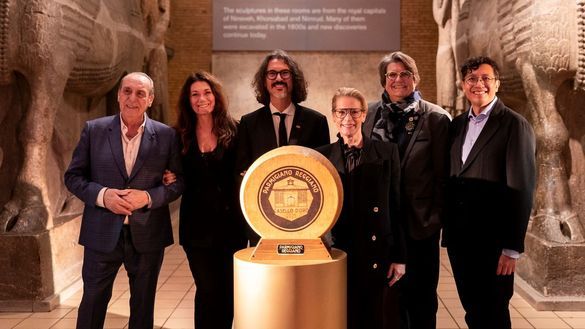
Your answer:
[76,226,164,329]
[183,245,237,329]
[400,232,440,329]
[447,242,514,329]
[346,257,401,329]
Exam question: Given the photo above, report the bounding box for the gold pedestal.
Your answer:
[234,248,347,329]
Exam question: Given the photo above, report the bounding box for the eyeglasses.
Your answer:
[385,71,413,80]
[266,70,292,80]
[333,108,365,119]
[464,76,497,86]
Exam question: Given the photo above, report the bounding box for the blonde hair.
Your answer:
[331,87,367,112]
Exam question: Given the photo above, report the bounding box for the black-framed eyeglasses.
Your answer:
[266,70,292,80]
[464,75,497,86]
[333,108,365,119]
[385,71,413,80]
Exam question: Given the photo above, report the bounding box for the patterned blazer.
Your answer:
[65,114,184,253]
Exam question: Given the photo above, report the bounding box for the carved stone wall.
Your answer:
[0,0,170,234]
[0,0,171,310]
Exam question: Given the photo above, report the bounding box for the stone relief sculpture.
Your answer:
[432,0,466,117]
[0,0,170,233]
[440,0,585,243]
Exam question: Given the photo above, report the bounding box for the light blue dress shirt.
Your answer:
[462,97,497,163]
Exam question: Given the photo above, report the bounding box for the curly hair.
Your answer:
[252,49,308,105]
[460,56,500,80]
[377,51,421,88]
[174,71,237,154]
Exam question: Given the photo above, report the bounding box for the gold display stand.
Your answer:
[234,248,347,329]
[235,146,346,329]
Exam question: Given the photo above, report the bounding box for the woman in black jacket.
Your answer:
[317,87,406,329]
[165,71,246,329]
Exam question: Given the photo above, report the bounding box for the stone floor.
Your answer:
[1,246,585,329]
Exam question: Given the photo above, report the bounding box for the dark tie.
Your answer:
[274,112,288,147]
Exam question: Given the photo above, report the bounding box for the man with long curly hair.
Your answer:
[235,49,330,245]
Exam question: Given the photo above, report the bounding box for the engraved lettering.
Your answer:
[277,244,305,254]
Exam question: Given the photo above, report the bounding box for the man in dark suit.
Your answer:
[64,72,184,329]
[444,56,536,329]
[363,51,451,329]
[235,49,330,244]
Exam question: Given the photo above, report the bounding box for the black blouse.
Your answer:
[178,135,246,249]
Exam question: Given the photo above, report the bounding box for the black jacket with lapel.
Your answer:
[235,104,330,176]
[318,137,406,271]
[364,99,451,240]
[445,99,536,252]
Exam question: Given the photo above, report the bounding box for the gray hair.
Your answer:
[121,72,155,95]
[377,51,420,88]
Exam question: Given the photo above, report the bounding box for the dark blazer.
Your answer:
[445,99,536,252]
[178,133,246,249]
[318,137,405,329]
[64,114,184,253]
[235,104,330,176]
[363,99,451,239]
[317,138,406,272]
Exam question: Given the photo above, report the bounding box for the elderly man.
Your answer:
[235,49,330,245]
[65,72,184,329]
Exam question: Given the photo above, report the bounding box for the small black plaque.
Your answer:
[277,244,305,255]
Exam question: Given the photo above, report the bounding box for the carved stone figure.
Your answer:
[0,0,170,233]
[432,0,466,116]
[443,0,585,244]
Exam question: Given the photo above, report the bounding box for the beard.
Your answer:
[270,82,290,99]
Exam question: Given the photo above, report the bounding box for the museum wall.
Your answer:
[166,0,438,127]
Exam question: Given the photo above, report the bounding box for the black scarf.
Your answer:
[371,91,421,157]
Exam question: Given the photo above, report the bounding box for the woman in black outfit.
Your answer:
[165,71,246,329]
[317,87,406,329]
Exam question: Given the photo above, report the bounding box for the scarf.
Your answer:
[371,91,421,143]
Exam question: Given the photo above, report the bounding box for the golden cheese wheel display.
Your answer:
[240,145,343,239]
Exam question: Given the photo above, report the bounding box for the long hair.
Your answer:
[252,49,308,105]
[175,71,237,154]
[377,51,421,88]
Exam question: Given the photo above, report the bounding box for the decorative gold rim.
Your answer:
[240,145,343,239]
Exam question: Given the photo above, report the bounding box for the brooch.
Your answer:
[405,115,419,134]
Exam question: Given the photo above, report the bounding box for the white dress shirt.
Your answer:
[270,102,296,146]
[96,114,150,223]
